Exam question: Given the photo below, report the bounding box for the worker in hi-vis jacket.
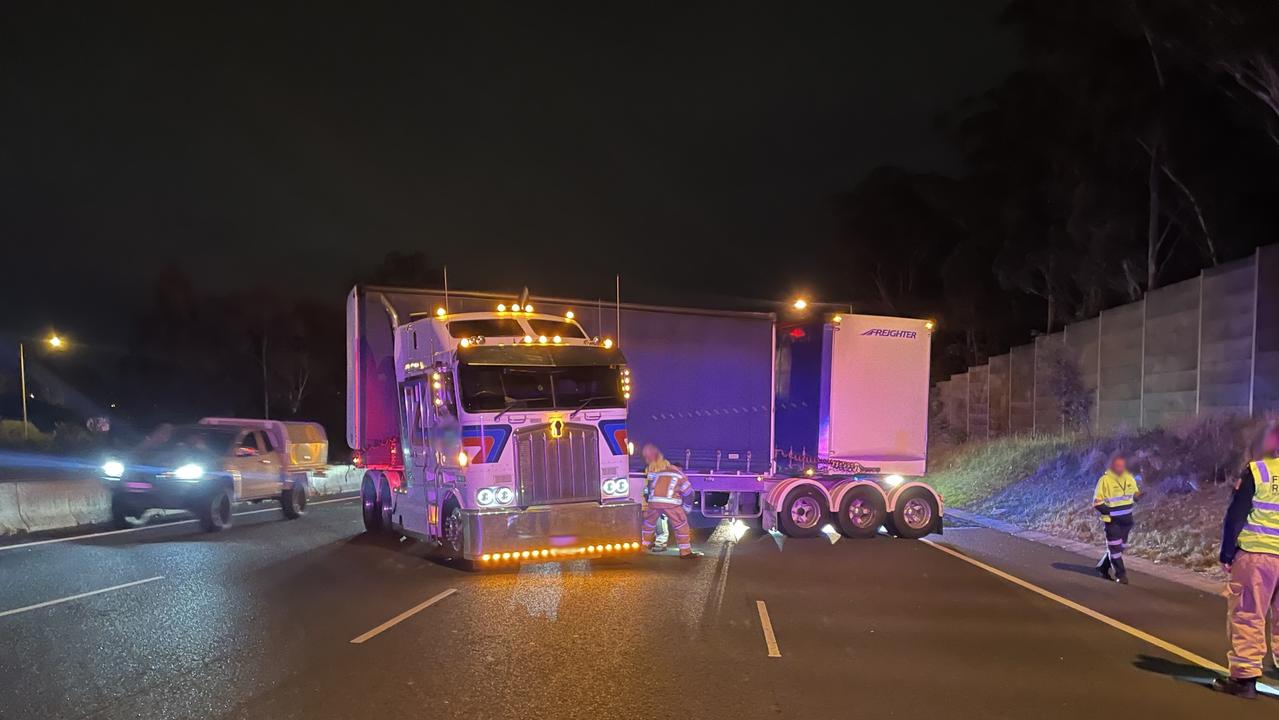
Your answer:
[1093,452,1141,585]
[1213,422,1279,699]
[640,443,697,559]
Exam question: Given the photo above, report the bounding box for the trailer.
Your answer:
[347,285,941,567]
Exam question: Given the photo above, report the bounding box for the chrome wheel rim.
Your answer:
[846,498,876,528]
[443,508,464,552]
[902,497,932,529]
[790,496,822,529]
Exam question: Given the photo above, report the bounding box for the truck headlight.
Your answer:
[102,460,125,478]
[476,487,496,507]
[174,463,205,481]
[602,478,629,497]
[494,487,514,505]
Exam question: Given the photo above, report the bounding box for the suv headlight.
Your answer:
[102,460,125,478]
[174,463,205,481]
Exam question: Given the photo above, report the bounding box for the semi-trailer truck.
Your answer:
[347,285,941,566]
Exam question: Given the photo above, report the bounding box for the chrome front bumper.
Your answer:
[461,500,641,559]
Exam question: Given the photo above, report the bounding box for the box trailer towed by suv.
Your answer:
[347,286,941,566]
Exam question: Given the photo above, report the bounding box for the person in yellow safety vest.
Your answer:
[640,443,698,559]
[1214,422,1279,699]
[1093,452,1141,585]
[642,444,676,552]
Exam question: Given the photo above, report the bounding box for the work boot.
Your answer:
[650,544,667,553]
[1212,677,1258,699]
[1096,566,1113,581]
[1116,575,1129,585]
[678,551,702,560]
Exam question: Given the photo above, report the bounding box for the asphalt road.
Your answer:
[1,500,1275,720]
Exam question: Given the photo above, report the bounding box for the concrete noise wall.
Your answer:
[936,244,1279,438]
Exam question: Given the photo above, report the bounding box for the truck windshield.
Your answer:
[458,364,623,414]
[138,426,238,455]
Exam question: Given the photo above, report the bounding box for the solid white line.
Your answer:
[0,495,359,552]
[0,576,165,619]
[350,588,458,644]
[923,539,1278,694]
[755,599,781,658]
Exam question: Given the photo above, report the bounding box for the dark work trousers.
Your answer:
[1097,520,1133,579]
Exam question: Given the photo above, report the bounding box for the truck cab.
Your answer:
[357,303,642,564]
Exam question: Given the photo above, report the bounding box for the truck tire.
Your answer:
[439,500,465,559]
[835,485,886,539]
[890,489,938,539]
[110,493,138,529]
[778,486,828,538]
[361,473,382,532]
[199,487,234,532]
[280,481,307,519]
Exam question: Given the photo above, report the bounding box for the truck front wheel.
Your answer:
[199,487,233,532]
[836,486,886,539]
[778,486,828,538]
[361,473,382,532]
[110,494,139,529]
[439,501,465,559]
[890,489,938,539]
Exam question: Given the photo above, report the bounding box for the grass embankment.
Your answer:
[929,417,1265,571]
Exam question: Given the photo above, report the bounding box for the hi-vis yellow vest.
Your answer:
[1238,458,1279,556]
[1093,471,1139,523]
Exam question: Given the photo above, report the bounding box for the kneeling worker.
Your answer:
[640,443,697,559]
[1214,422,1279,699]
[1093,452,1141,584]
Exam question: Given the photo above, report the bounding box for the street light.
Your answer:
[19,334,68,440]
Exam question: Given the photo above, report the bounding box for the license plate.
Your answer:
[124,481,152,491]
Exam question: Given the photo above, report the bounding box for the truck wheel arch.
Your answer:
[765,478,834,514]
[885,481,944,516]
[829,480,889,514]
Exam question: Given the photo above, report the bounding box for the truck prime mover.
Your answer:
[347,285,942,565]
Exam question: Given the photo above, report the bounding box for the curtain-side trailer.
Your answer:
[347,286,942,568]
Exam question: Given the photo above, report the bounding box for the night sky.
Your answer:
[2,2,1013,344]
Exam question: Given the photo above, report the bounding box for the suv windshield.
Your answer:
[458,364,623,413]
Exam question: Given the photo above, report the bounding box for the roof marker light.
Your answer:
[924,320,936,330]
[497,304,507,312]
[435,307,446,317]
[792,298,808,311]
[602,338,614,349]
[524,304,534,313]
[523,335,534,344]
[565,310,575,320]
[552,335,562,343]
[538,335,548,344]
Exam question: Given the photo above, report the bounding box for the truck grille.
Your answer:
[513,423,601,505]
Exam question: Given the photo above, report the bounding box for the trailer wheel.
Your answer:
[778,486,828,538]
[361,473,382,532]
[836,486,886,539]
[199,486,233,532]
[280,481,307,519]
[890,489,938,539]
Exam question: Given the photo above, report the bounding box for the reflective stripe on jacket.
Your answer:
[646,464,691,506]
[1093,470,1139,523]
[1238,458,1279,555]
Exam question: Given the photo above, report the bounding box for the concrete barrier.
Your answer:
[0,465,362,537]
